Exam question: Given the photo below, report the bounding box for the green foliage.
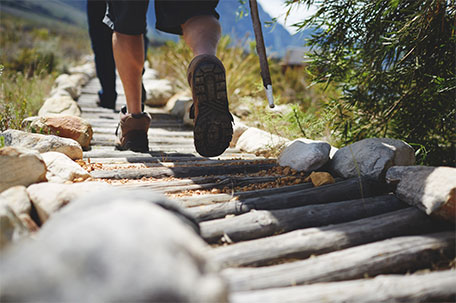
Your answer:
[290,0,455,165]
[0,13,90,131]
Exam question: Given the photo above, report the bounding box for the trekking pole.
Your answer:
[249,0,275,108]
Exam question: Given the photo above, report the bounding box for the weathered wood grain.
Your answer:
[222,231,455,291]
[90,163,276,179]
[230,270,456,303]
[189,177,390,221]
[208,207,438,267]
[200,195,406,243]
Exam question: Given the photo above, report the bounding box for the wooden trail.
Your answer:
[80,78,455,302]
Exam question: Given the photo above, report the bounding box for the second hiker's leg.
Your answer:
[112,32,143,114]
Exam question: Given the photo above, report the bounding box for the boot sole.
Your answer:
[192,61,233,157]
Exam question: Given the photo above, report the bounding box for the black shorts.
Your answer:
[103,0,220,36]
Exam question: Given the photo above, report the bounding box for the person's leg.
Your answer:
[112,32,144,115]
[182,15,221,56]
[87,0,117,109]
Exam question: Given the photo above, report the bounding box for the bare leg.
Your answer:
[112,32,143,114]
[182,15,221,56]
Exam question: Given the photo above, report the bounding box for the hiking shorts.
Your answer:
[103,0,220,36]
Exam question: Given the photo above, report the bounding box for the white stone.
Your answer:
[236,127,289,155]
[143,67,158,81]
[1,129,83,160]
[0,147,47,193]
[144,79,174,107]
[331,138,415,180]
[38,95,81,117]
[0,189,227,302]
[278,138,331,172]
[386,166,456,222]
[0,201,29,249]
[50,77,82,100]
[183,100,194,126]
[0,186,31,216]
[26,182,112,223]
[68,62,96,79]
[165,92,192,118]
[230,122,249,148]
[41,152,90,183]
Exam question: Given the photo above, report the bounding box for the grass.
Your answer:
[0,12,91,131]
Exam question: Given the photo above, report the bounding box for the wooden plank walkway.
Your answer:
[80,78,456,302]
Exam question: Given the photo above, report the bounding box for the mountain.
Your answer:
[1,0,311,57]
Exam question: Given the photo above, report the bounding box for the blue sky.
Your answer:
[257,0,317,34]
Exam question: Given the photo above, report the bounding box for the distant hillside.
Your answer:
[1,0,311,57]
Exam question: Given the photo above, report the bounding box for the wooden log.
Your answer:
[386,166,456,223]
[222,231,455,292]
[180,182,316,208]
[200,195,405,243]
[189,177,390,221]
[90,163,276,179]
[208,207,439,267]
[230,270,456,303]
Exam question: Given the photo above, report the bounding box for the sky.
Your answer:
[257,0,317,34]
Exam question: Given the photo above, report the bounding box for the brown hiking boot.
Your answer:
[115,106,151,152]
[187,54,233,157]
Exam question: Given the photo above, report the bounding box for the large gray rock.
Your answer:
[331,138,415,180]
[38,95,81,117]
[0,200,29,249]
[386,166,456,223]
[0,147,47,193]
[1,129,83,160]
[27,182,111,223]
[0,189,227,302]
[50,74,86,100]
[144,79,174,107]
[41,152,90,183]
[236,127,289,155]
[278,139,331,172]
[29,116,93,150]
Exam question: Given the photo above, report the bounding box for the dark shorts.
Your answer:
[103,0,220,36]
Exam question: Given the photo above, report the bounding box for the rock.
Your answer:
[0,189,227,302]
[143,67,158,81]
[29,116,93,150]
[386,166,456,223]
[26,182,112,223]
[144,79,174,107]
[0,147,47,193]
[305,171,336,187]
[38,95,81,117]
[233,104,251,118]
[50,74,82,100]
[1,129,83,160]
[165,92,192,117]
[230,122,249,148]
[0,186,38,232]
[0,200,29,249]
[183,100,194,126]
[68,62,96,79]
[21,116,39,130]
[329,146,338,159]
[236,127,289,155]
[0,186,32,216]
[41,152,90,183]
[278,138,331,172]
[331,138,415,180]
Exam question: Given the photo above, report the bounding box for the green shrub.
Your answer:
[289,0,455,165]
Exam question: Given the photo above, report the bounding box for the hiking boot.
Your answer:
[187,54,233,157]
[115,106,151,152]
